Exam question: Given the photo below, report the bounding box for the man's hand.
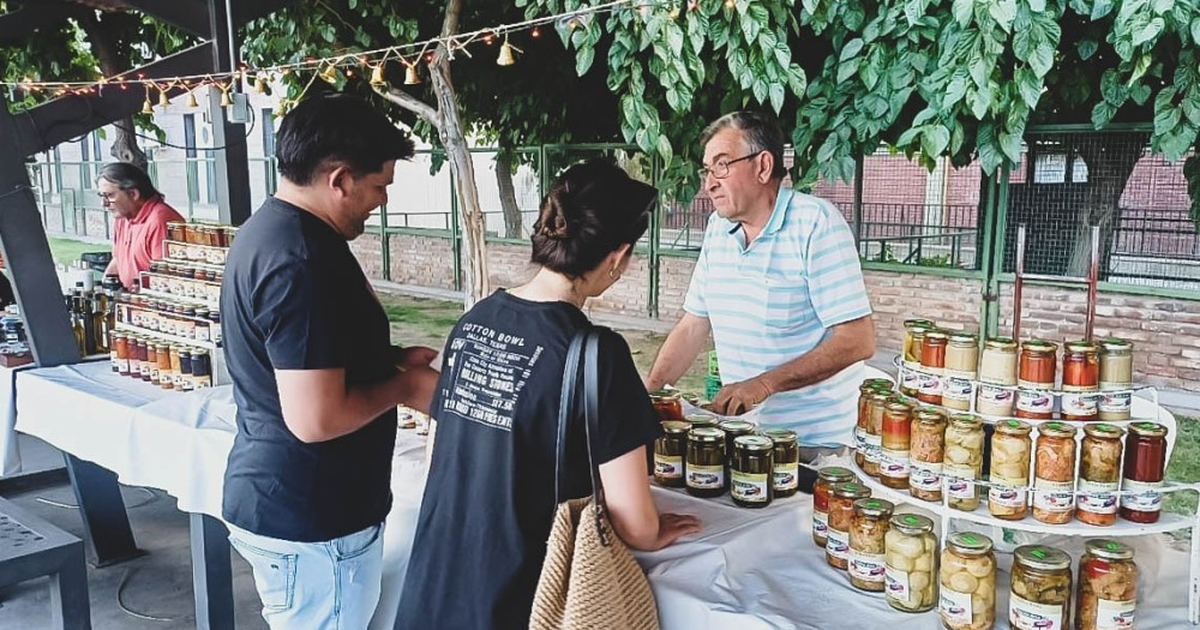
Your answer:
[712,377,773,415]
[392,345,438,370]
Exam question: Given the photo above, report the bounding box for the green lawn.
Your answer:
[1166,415,1200,516]
[47,237,110,267]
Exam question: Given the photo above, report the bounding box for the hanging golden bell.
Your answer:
[141,93,153,115]
[370,64,386,87]
[319,64,339,84]
[186,90,199,108]
[254,76,267,94]
[404,64,421,85]
[158,87,170,107]
[220,89,233,107]
[497,42,516,66]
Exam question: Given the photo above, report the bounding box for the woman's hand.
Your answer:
[648,513,702,550]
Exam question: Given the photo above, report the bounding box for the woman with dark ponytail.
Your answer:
[396,159,701,629]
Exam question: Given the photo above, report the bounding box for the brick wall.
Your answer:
[864,272,984,353]
[348,233,384,279]
[389,234,455,289]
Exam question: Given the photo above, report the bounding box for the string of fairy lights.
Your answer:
[2,0,713,115]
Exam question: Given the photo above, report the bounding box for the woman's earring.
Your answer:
[608,268,619,280]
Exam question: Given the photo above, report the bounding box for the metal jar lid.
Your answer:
[688,426,725,442]
[1022,339,1059,354]
[1098,338,1133,355]
[1129,422,1168,439]
[1085,539,1135,561]
[1064,340,1098,355]
[1083,423,1125,440]
[832,482,871,499]
[949,331,979,346]
[995,419,1033,436]
[853,498,895,518]
[1015,545,1072,571]
[686,414,719,428]
[819,466,856,484]
[904,318,936,330]
[949,414,982,431]
[946,531,994,556]
[923,330,949,342]
[719,419,756,434]
[886,402,913,415]
[649,388,680,401]
[984,337,1018,351]
[763,428,798,445]
[915,407,946,424]
[890,513,935,535]
[1039,421,1078,439]
[661,421,690,435]
[734,435,774,451]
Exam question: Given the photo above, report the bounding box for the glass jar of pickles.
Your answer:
[1010,545,1072,630]
[864,391,889,478]
[764,428,799,498]
[856,379,893,468]
[649,389,684,421]
[879,402,912,489]
[943,332,978,411]
[1120,422,1168,524]
[685,427,725,498]
[813,466,857,548]
[654,421,690,487]
[988,419,1032,520]
[1032,422,1077,524]
[731,435,774,508]
[910,407,947,502]
[719,419,755,486]
[1062,341,1100,421]
[1077,540,1137,630]
[904,322,934,396]
[1098,338,1134,421]
[939,532,996,630]
[849,498,895,592]
[884,513,938,613]
[826,482,871,570]
[977,338,1018,417]
[1077,424,1125,526]
[919,330,948,405]
[944,415,985,511]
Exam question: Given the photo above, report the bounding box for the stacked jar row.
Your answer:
[651,410,800,509]
[165,221,237,248]
[856,382,1170,526]
[902,319,1135,421]
[108,332,213,390]
[117,294,221,343]
[165,240,229,266]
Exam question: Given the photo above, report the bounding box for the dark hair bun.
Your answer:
[536,196,572,240]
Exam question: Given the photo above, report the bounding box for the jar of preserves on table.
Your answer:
[1120,422,1168,524]
[944,415,985,511]
[826,482,872,570]
[1032,422,1077,524]
[1077,424,1125,526]
[813,466,857,548]
[919,330,949,405]
[685,413,718,430]
[885,513,938,613]
[909,407,947,502]
[649,389,684,422]
[988,419,1032,520]
[1076,540,1137,630]
[880,402,913,489]
[764,429,799,498]
[943,332,979,411]
[731,435,774,508]
[719,419,756,475]
[864,392,889,478]
[1009,545,1072,630]
[977,338,1018,417]
[1098,338,1134,422]
[1062,341,1100,421]
[939,531,996,630]
[1016,340,1057,420]
[685,427,726,498]
[654,421,690,487]
[849,498,895,592]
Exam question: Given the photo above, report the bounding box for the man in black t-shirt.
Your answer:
[219,95,438,629]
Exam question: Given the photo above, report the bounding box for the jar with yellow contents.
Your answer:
[885,513,938,613]
[849,498,895,591]
[1032,422,1077,525]
[1009,545,1072,630]
[987,419,1032,521]
[939,532,996,630]
[944,415,985,511]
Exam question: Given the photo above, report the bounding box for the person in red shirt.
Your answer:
[96,162,185,289]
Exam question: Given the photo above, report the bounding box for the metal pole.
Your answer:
[1086,225,1100,342]
[1013,224,1026,342]
[853,156,864,247]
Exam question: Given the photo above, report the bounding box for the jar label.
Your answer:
[812,511,829,538]
[1009,593,1064,630]
[1095,598,1136,630]
[686,464,724,490]
[918,373,942,397]
[1077,479,1119,514]
[195,377,212,389]
[1120,479,1163,512]
[825,527,850,561]
[1033,478,1075,512]
[654,455,683,480]
[849,551,886,583]
[854,426,866,451]
[879,448,910,479]
[942,377,973,401]
[731,471,770,503]
[1062,392,1099,417]
[909,461,942,491]
[1018,378,1054,390]
[773,462,798,491]
[943,465,976,499]
[884,566,911,602]
[195,326,211,342]
[901,369,920,391]
[1099,392,1132,414]
[149,367,161,382]
[989,476,1028,509]
[939,588,973,625]
[976,384,1014,415]
[1017,389,1054,414]
[864,433,882,464]
[115,358,129,374]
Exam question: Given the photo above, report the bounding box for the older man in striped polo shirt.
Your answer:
[648,112,875,447]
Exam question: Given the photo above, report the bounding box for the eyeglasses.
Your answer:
[97,191,122,201]
[697,152,761,180]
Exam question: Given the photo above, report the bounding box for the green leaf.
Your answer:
[1091,0,1115,19]
[944,75,969,107]
[953,0,974,26]
[1016,67,1043,108]
[576,46,596,76]
[1133,17,1165,46]
[1029,0,1046,11]
[1193,18,1200,46]
[837,57,861,83]
[998,131,1022,163]
[1130,53,1153,83]
[1077,38,1099,60]
[1091,102,1118,128]
[922,125,950,157]
[1030,43,1055,77]
[769,82,786,113]
[897,126,923,146]
[840,38,865,62]
[666,23,684,57]
[989,0,1018,32]
[656,134,674,165]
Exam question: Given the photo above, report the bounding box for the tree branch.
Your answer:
[433,0,462,66]
[377,87,440,128]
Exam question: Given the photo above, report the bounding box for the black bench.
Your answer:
[0,496,90,629]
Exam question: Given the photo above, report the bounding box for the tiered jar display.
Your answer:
[826,482,872,570]
[1076,540,1138,630]
[849,498,895,591]
[909,408,947,502]
[1032,422,1078,525]
[976,338,1018,417]
[812,466,857,547]
[1077,424,1125,527]
[1009,545,1072,630]
[988,420,1032,520]
[944,415,985,511]
[939,532,996,630]
[884,513,938,613]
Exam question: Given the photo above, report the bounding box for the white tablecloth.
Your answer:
[0,363,32,476]
[13,361,1194,629]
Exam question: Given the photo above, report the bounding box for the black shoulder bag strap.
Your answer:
[553,326,613,546]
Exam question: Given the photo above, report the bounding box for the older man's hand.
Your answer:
[712,377,773,415]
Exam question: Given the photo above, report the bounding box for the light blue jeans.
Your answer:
[227,521,385,630]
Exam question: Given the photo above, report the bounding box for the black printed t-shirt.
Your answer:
[220,197,397,542]
[395,290,661,630]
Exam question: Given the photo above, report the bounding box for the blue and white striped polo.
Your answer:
[683,185,873,446]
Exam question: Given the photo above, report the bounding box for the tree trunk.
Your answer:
[496,151,523,239]
[1064,133,1146,277]
[77,12,147,170]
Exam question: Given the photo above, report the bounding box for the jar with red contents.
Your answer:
[1120,422,1168,524]
[812,466,857,548]
[918,331,947,405]
[1016,340,1057,420]
[1061,340,1100,421]
[649,389,684,422]
[879,402,912,489]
